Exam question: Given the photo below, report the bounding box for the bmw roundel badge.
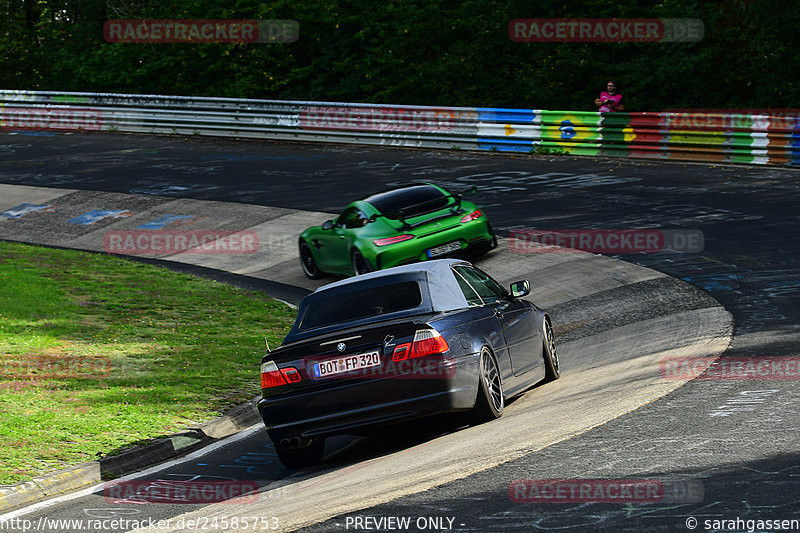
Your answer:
[337,342,346,352]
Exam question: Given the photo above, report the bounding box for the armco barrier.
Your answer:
[1,90,798,166]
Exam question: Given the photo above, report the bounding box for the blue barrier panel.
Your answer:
[477,108,537,124]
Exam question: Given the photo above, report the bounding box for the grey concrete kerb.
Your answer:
[0,399,261,514]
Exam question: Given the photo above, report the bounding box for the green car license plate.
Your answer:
[426,241,461,258]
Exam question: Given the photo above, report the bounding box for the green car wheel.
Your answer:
[299,241,324,279]
[352,249,373,276]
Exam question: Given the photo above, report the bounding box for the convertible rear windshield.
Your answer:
[364,185,449,218]
[299,281,423,331]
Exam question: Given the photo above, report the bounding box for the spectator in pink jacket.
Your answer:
[595,81,625,112]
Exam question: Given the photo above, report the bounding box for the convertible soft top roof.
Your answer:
[282,259,473,344]
[314,258,471,311]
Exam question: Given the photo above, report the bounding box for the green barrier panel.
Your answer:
[599,112,630,158]
[539,111,602,156]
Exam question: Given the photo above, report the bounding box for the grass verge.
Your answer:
[0,241,296,485]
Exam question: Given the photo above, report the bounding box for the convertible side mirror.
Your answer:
[321,220,334,230]
[509,280,530,299]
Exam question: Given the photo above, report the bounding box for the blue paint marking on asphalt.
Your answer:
[477,139,536,152]
[137,215,195,229]
[11,131,58,137]
[68,209,134,225]
[681,274,736,292]
[201,154,327,162]
[0,203,55,218]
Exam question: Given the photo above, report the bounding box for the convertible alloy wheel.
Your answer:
[471,347,504,423]
[299,241,324,279]
[543,317,561,381]
[351,249,373,276]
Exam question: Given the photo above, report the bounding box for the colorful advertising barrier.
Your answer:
[538,111,603,156]
[0,91,797,167]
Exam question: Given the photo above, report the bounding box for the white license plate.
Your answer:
[312,350,381,378]
[427,241,461,258]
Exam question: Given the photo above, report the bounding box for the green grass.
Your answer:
[0,241,297,484]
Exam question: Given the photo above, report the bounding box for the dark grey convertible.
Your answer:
[257,258,559,468]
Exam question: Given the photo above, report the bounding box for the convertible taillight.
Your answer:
[281,367,302,383]
[460,210,482,223]
[392,343,410,361]
[374,234,414,246]
[261,361,288,389]
[392,329,449,361]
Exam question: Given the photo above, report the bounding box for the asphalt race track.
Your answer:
[1,131,799,532]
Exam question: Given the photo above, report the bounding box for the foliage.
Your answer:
[0,1,797,115]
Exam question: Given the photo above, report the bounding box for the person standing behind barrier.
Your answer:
[595,81,625,112]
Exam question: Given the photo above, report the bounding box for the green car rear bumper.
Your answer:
[368,218,495,270]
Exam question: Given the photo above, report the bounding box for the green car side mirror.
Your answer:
[322,220,334,230]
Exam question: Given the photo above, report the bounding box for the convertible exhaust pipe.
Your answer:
[279,436,314,450]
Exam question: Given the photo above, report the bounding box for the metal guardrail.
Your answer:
[1,90,798,166]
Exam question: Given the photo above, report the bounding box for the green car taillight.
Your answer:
[374,234,415,246]
[460,210,482,223]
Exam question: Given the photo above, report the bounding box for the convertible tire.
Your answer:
[470,347,504,423]
[274,437,325,469]
[299,241,324,279]
[542,317,561,382]
[351,249,373,276]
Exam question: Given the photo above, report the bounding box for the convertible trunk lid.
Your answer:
[263,317,434,394]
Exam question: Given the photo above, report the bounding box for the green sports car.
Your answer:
[299,183,497,278]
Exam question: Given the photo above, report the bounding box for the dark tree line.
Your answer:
[1,0,798,111]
